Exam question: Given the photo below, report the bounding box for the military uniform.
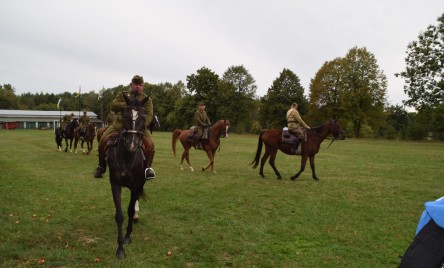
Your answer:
[105,111,116,126]
[193,102,211,148]
[79,112,90,138]
[94,75,155,180]
[286,103,310,154]
[61,113,73,131]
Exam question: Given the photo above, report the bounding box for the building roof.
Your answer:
[0,110,97,118]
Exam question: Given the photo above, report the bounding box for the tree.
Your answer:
[396,12,444,109]
[341,47,387,138]
[219,65,257,133]
[186,67,221,121]
[309,58,346,123]
[260,69,308,129]
[0,84,19,109]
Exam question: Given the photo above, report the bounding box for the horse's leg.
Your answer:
[111,183,125,258]
[64,138,68,152]
[81,140,86,154]
[181,147,194,172]
[124,191,138,245]
[291,155,308,181]
[267,149,282,179]
[309,155,318,181]
[202,150,215,173]
[259,151,270,178]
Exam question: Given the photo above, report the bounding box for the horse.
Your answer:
[107,94,150,258]
[62,118,79,153]
[172,119,230,173]
[147,114,160,134]
[74,123,96,155]
[250,120,345,180]
[55,128,63,151]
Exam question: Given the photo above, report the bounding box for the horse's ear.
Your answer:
[123,93,131,105]
[140,96,149,106]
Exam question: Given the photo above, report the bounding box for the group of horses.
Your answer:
[55,95,345,258]
[55,118,95,155]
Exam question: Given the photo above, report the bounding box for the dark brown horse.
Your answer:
[172,119,230,173]
[107,94,150,258]
[74,123,95,155]
[62,118,79,153]
[251,120,345,180]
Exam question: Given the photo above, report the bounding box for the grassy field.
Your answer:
[0,129,443,267]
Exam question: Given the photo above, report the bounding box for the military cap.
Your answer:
[131,75,144,85]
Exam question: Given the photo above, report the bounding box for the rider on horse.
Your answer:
[93,75,156,180]
[193,102,211,150]
[79,110,90,140]
[286,102,310,154]
[61,112,74,132]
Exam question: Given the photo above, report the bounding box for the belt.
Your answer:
[287,121,298,123]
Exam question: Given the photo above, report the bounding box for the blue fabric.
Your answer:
[415,196,444,234]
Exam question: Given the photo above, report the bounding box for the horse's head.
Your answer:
[121,94,148,152]
[216,119,230,138]
[329,120,346,140]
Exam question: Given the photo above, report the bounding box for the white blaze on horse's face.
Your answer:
[131,109,138,130]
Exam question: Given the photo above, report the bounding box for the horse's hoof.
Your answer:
[133,212,139,220]
[313,177,319,181]
[124,237,132,244]
[290,176,297,181]
[116,249,125,259]
[190,167,194,172]
[277,176,282,180]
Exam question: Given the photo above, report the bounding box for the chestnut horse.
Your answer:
[251,120,345,180]
[172,119,229,173]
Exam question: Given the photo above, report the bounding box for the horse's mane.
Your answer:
[310,120,333,134]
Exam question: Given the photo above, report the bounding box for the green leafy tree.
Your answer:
[260,69,308,129]
[0,84,19,109]
[341,47,387,138]
[309,58,346,123]
[396,12,444,109]
[186,67,221,121]
[219,65,257,133]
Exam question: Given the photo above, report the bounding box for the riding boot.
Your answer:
[144,150,156,180]
[93,141,107,178]
[291,138,300,155]
[194,136,201,150]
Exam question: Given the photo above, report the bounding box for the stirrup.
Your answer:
[93,166,105,178]
[145,167,156,180]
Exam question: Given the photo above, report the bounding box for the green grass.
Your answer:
[0,130,443,267]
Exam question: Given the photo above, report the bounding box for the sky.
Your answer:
[1,0,443,107]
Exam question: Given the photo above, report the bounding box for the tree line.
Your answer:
[1,13,443,140]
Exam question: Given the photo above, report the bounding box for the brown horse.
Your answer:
[251,120,345,180]
[74,123,96,155]
[172,119,230,173]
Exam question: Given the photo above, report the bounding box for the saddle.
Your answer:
[187,126,210,144]
[282,127,307,144]
[105,132,147,155]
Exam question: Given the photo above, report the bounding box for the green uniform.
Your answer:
[105,112,116,126]
[101,91,153,143]
[193,109,211,138]
[61,114,72,130]
[79,114,90,133]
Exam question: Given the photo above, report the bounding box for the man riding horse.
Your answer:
[79,110,90,140]
[286,102,310,154]
[61,112,74,132]
[193,102,211,150]
[93,75,155,180]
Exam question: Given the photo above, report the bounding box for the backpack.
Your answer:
[400,196,444,268]
[399,219,444,267]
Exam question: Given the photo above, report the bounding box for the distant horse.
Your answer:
[250,120,345,180]
[62,118,79,153]
[55,128,63,151]
[74,123,96,155]
[147,114,160,134]
[107,94,150,258]
[172,119,230,173]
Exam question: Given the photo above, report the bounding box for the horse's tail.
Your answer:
[172,129,182,157]
[250,130,265,169]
